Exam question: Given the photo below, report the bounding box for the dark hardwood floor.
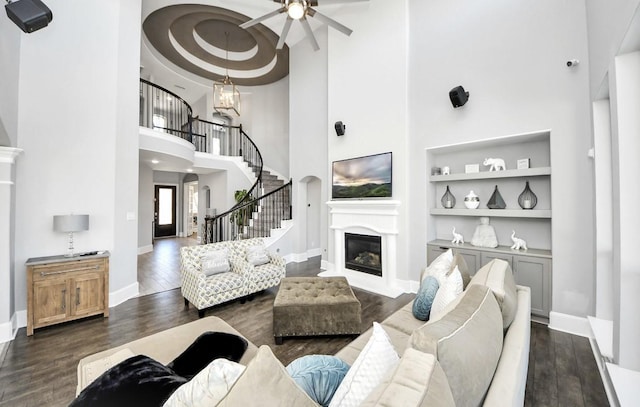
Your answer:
[0,254,608,406]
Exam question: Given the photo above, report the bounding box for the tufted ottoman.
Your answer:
[273,277,362,344]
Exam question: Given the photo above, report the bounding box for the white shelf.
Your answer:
[428,239,552,259]
[430,167,551,182]
[430,208,552,219]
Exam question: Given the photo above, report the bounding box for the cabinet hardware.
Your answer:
[40,265,99,277]
[76,287,80,305]
[61,288,66,311]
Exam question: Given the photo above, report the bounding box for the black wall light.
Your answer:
[5,0,52,33]
[334,121,346,136]
[449,86,469,108]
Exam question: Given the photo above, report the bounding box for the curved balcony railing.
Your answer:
[139,78,193,144]
[139,78,291,243]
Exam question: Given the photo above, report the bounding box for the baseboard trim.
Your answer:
[137,245,153,255]
[548,311,591,338]
[109,282,139,308]
[284,248,323,264]
[0,314,17,344]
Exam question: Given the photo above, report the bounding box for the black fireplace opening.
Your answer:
[344,233,382,277]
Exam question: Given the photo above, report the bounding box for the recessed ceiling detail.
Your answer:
[143,5,289,86]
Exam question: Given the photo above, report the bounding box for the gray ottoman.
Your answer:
[273,277,362,344]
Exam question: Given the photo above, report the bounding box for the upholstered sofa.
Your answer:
[76,257,530,406]
[180,237,286,316]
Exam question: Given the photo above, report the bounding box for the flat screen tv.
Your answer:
[332,152,392,199]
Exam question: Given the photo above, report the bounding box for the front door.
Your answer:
[154,185,177,238]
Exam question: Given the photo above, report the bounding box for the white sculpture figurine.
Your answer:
[483,157,506,171]
[471,217,498,248]
[510,230,528,250]
[452,227,464,244]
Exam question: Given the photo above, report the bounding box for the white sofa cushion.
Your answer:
[330,323,400,407]
[430,266,463,319]
[163,359,245,407]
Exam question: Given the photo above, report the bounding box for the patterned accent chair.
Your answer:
[180,238,286,317]
[232,238,287,295]
[180,242,248,317]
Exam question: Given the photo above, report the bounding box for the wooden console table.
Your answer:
[26,251,109,336]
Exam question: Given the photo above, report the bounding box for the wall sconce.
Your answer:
[334,121,346,136]
[5,0,52,33]
[53,214,89,257]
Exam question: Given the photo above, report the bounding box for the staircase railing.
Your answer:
[139,78,291,244]
[139,79,195,143]
[203,180,292,243]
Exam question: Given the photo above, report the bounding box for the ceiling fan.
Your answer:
[239,0,367,51]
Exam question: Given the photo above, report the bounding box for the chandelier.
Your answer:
[213,32,240,116]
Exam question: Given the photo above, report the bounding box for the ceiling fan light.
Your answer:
[287,1,305,20]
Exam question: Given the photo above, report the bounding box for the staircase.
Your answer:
[243,170,291,238]
[139,79,291,245]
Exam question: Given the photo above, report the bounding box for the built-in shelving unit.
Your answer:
[429,166,551,182]
[430,208,552,218]
[426,130,552,319]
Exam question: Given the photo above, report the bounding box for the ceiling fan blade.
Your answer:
[276,17,294,49]
[315,0,368,4]
[301,17,320,51]
[307,8,353,36]
[239,7,286,29]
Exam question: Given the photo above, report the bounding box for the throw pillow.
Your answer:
[163,359,245,407]
[217,346,317,406]
[329,322,400,407]
[468,259,518,330]
[430,266,463,319]
[412,276,439,321]
[246,244,270,266]
[201,249,230,276]
[167,331,248,379]
[420,249,453,284]
[70,355,187,407]
[449,254,471,289]
[286,355,351,407]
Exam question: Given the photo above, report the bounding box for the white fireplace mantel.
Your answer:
[320,200,404,298]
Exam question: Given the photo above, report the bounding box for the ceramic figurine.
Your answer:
[510,230,527,250]
[471,217,498,248]
[483,157,506,171]
[452,227,464,244]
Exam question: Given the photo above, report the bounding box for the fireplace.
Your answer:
[344,233,382,276]
[322,200,403,298]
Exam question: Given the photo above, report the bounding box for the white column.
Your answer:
[0,147,22,343]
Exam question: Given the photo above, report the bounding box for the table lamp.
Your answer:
[53,214,89,257]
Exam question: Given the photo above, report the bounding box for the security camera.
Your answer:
[566,59,579,67]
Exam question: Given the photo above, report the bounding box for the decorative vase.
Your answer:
[464,190,480,209]
[441,185,456,209]
[487,185,506,209]
[518,181,538,209]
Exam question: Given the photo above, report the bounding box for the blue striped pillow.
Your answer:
[412,276,439,321]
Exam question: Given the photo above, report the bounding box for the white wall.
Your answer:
[610,51,640,371]
[289,26,329,259]
[585,0,640,98]
[238,78,290,178]
[13,0,141,314]
[326,0,410,279]
[138,162,154,249]
[407,0,594,318]
[0,9,21,148]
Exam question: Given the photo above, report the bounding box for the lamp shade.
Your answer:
[53,214,89,233]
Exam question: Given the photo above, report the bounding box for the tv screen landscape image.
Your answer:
[332,152,392,199]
